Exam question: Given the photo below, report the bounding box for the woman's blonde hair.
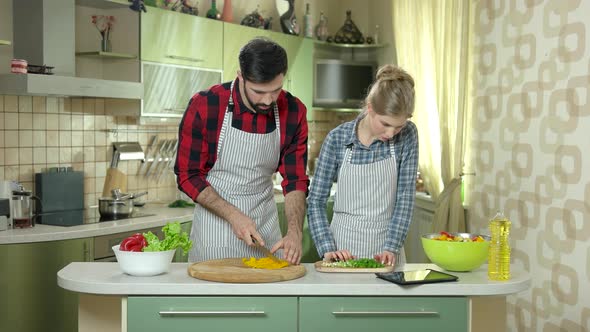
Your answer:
[363,64,415,117]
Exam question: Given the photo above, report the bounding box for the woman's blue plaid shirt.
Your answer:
[307,114,419,257]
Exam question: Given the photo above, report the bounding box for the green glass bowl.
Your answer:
[421,233,490,272]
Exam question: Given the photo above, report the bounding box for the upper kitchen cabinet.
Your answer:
[75,0,141,83]
[141,7,223,70]
[222,24,313,110]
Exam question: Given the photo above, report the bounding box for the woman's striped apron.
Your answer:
[189,81,283,263]
[330,141,406,269]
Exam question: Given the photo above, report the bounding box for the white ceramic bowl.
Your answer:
[112,245,176,277]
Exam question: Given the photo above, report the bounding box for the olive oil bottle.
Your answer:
[488,211,511,280]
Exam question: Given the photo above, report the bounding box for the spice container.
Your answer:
[11,59,27,74]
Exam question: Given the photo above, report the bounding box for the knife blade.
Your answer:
[251,236,284,264]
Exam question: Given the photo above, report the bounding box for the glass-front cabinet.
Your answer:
[141,6,223,70]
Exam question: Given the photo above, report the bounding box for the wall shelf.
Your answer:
[314,41,388,49]
[76,0,129,9]
[0,39,11,46]
[76,51,137,59]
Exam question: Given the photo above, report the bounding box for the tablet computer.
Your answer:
[376,269,458,285]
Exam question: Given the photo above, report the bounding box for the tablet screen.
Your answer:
[376,269,458,285]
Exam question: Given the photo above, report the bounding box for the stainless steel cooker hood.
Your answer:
[0,0,142,99]
[0,73,142,99]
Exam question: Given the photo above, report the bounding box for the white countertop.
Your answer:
[58,262,531,297]
[0,204,194,245]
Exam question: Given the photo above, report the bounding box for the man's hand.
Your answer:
[197,187,265,246]
[227,212,264,246]
[324,249,354,262]
[374,250,396,266]
[271,230,302,265]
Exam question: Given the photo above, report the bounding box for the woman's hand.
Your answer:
[324,249,355,262]
[374,251,396,266]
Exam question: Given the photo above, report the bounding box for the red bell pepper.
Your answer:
[440,231,453,238]
[120,233,147,252]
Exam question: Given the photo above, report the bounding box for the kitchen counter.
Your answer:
[58,262,529,297]
[57,263,530,332]
[0,203,194,244]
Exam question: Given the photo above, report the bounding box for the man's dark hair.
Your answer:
[238,37,288,83]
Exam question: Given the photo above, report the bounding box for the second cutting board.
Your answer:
[314,261,395,273]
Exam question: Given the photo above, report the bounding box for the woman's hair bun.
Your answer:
[376,64,414,87]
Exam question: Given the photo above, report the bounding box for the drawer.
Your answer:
[127,296,297,332]
[299,297,468,332]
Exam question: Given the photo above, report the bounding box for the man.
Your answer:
[174,38,309,265]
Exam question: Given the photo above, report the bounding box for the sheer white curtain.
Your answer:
[392,0,473,232]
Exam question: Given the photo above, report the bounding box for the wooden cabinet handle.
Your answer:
[332,311,439,316]
[159,311,266,317]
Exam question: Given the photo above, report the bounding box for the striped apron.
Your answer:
[330,141,406,268]
[189,81,283,263]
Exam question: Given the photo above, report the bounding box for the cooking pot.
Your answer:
[98,190,148,219]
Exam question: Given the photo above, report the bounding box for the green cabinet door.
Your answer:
[0,237,93,332]
[141,7,223,69]
[299,297,468,332]
[128,296,297,332]
[287,38,313,110]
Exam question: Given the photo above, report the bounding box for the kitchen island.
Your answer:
[58,262,530,332]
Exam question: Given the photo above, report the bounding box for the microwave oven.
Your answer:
[313,59,377,109]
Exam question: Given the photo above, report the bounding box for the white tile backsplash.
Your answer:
[0,95,180,206]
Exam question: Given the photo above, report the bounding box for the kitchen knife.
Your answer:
[251,236,284,264]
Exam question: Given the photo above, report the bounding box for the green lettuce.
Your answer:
[143,222,193,255]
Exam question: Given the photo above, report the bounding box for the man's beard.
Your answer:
[244,84,275,115]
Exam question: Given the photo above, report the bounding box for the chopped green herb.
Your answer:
[322,258,385,268]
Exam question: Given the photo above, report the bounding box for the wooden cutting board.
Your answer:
[188,258,307,283]
[102,168,127,197]
[314,261,395,273]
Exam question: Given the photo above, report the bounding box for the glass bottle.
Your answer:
[488,211,511,281]
[303,3,313,38]
[206,0,221,19]
[373,24,380,45]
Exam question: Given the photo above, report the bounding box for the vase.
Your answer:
[314,12,328,41]
[279,0,299,35]
[280,0,299,36]
[101,38,112,52]
[221,0,233,23]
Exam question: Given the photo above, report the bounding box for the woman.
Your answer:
[307,64,418,268]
